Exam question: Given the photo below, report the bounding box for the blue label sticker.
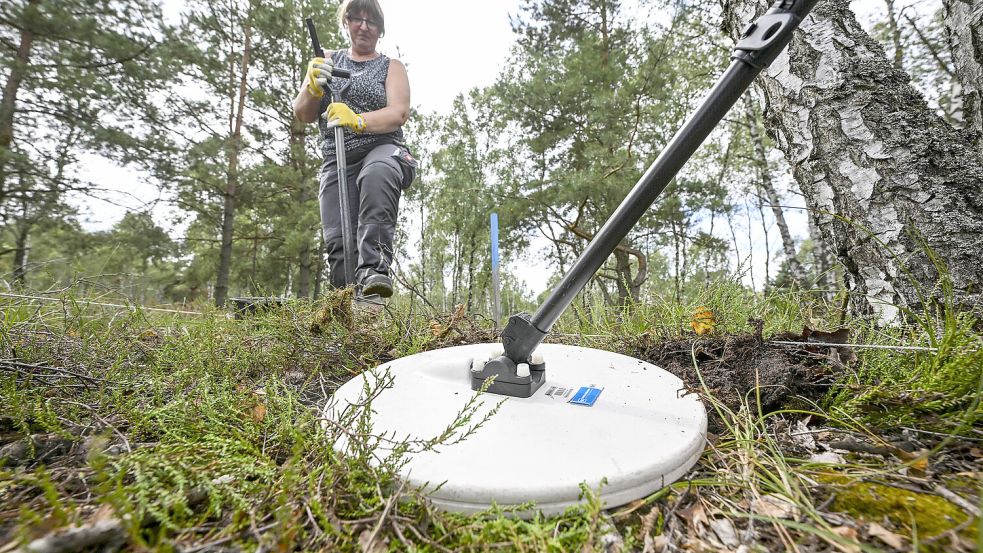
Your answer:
[569,386,603,407]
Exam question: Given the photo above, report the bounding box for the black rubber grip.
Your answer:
[331,67,351,79]
[305,18,324,58]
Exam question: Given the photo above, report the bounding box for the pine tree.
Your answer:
[494,0,727,304]
[0,0,173,285]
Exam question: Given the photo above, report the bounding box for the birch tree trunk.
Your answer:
[942,0,983,145]
[745,99,808,290]
[807,209,835,293]
[722,0,983,322]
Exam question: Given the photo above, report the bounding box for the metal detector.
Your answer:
[472,0,821,398]
[307,18,357,285]
[323,0,819,518]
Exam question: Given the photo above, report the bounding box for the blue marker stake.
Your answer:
[491,213,501,327]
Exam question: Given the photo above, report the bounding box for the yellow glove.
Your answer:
[305,57,333,98]
[325,102,366,133]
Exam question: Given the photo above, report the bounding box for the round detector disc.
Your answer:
[324,343,707,517]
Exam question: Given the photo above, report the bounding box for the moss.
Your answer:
[822,475,975,544]
[942,474,982,500]
[309,288,355,332]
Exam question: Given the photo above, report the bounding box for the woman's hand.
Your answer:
[305,57,334,98]
[325,102,366,133]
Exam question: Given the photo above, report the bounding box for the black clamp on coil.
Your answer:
[733,9,802,70]
[470,313,547,398]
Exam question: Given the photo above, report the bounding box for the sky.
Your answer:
[74,0,916,296]
[379,0,525,114]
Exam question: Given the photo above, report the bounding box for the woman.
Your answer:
[293,0,415,300]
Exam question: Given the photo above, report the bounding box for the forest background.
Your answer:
[0,0,976,319]
[4,1,983,549]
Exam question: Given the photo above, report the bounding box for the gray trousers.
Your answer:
[319,142,416,289]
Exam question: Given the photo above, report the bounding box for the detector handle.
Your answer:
[305,18,352,80]
[486,0,820,397]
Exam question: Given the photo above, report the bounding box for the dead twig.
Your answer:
[0,292,204,316]
[364,479,407,550]
[390,270,437,312]
[17,518,125,553]
[770,340,941,353]
[404,523,455,553]
[182,522,279,553]
[932,484,982,518]
[62,401,131,454]
[0,359,107,385]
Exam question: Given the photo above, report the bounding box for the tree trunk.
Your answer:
[288,115,313,299]
[297,244,312,298]
[942,0,983,145]
[465,232,477,309]
[12,221,30,286]
[672,218,682,303]
[565,220,647,305]
[808,209,835,294]
[0,0,40,203]
[214,21,252,308]
[722,0,983,322]
[612,247,644,304]
[613,250,631,304]
[313,236,325,299]
[745,100,808,289]
[882,0,905,71]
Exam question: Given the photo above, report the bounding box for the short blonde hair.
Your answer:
[338,0,385,36]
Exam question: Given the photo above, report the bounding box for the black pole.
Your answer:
[333,92,357,285]
[305,17,356,285]
[495,0,820,374]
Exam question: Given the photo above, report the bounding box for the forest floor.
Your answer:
[0,286,980,552]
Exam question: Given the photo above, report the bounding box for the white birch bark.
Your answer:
[942,0,983,145]
[745,99,808,289]
[722,0,983,322]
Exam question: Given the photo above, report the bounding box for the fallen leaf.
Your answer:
[790,418,817,452]
[639,505,661,544]
[358,529,387,553]
[249,387,267,422]
[251,402,267,423]
[690,307,716,335]
[831,526,861,553]
[642,534,668,553]
[828,346,858,370]
[91,503,116,523]
[680,502,709,532]
[613,498,648,518]
[867,522,905,549]
[429,320,445,337]
[709,517,740,548]
[808,451,846,465]
[801,326,850,344]
[751,494,800,519]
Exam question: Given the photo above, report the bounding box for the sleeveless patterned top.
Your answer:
[319,50,405,156]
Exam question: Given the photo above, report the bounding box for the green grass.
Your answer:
[1,285,980,551]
